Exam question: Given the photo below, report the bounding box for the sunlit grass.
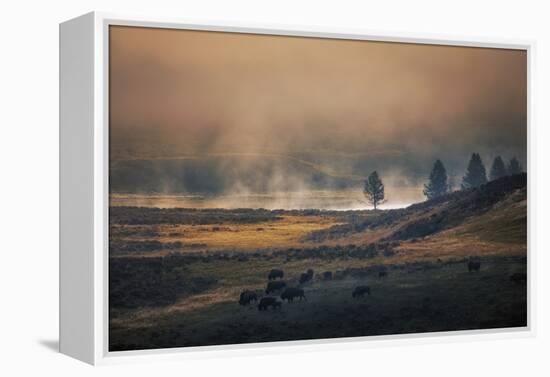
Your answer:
[119,215,342,251]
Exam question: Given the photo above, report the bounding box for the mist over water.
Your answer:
[110,186,424,210]
[108,154,462,210]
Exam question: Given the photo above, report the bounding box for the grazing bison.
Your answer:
[299,269,314,285]
[378,271,388,278]
[268,269,284,280]
[352,285,371,298]
[238,290,258,305]
[468,260,481,272]
[266,280,287,294]
[322,271,333,281]
[258,297,282,311]
[280,287,306,302]
[299,273,311,285]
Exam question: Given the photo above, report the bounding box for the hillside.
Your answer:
[307,173,527,247]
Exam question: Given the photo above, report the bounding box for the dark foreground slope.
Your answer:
[110,255,526,351]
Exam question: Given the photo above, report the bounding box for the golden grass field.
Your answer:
[112,215,344,254]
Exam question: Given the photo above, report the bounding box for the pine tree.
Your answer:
[423,159,449,199]
[489,156,507,181]
[508,157,523,175]
[364,171,385,210]
[461,153,487,189]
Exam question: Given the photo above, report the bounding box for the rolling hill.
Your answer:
[307,173,527,248]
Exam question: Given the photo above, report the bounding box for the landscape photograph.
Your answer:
[108,26,527,351]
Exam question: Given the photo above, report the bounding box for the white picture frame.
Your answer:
[59,11,535,365]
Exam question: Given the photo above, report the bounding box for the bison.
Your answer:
[299,269,314,285]
[299,273,310,285]
[322,271,333,281]
[238,290,258,305]
[378,271,388,278]
[280,287,306,302]
[268,269,284,280]
[468,260,481,272]
[266,280,287,294]
[352,285,371,298]
[258,297,282,311]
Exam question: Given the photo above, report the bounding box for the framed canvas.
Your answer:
[59,12,534,365]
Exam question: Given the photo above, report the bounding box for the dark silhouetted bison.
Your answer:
[258,297,282,311]
[352,285,371,298]
[322,271,333,281]
[280,287,306,302]
[299,269,314,285]
[378,271,388,278]
[266,280,287,294]
[238,290,258,305]
[468,260,481,272]
[268,269,284,280]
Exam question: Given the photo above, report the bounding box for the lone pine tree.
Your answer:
[462,153,487,189]
[423,159,449,199]
[364,171,385,210]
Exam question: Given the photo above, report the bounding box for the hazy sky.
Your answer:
[109,25,527,172]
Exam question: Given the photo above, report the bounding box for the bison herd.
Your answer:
[238,268,374,311]
[239,258,490,312]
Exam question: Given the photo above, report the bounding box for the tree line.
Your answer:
[363,154,523,209]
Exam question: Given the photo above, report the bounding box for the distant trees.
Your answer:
[461,153,487,189]
[423,159,449,199]
[489,156,507,181]
[364,171,385,210]
[508,157,523,175]
[419,154,523,201]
